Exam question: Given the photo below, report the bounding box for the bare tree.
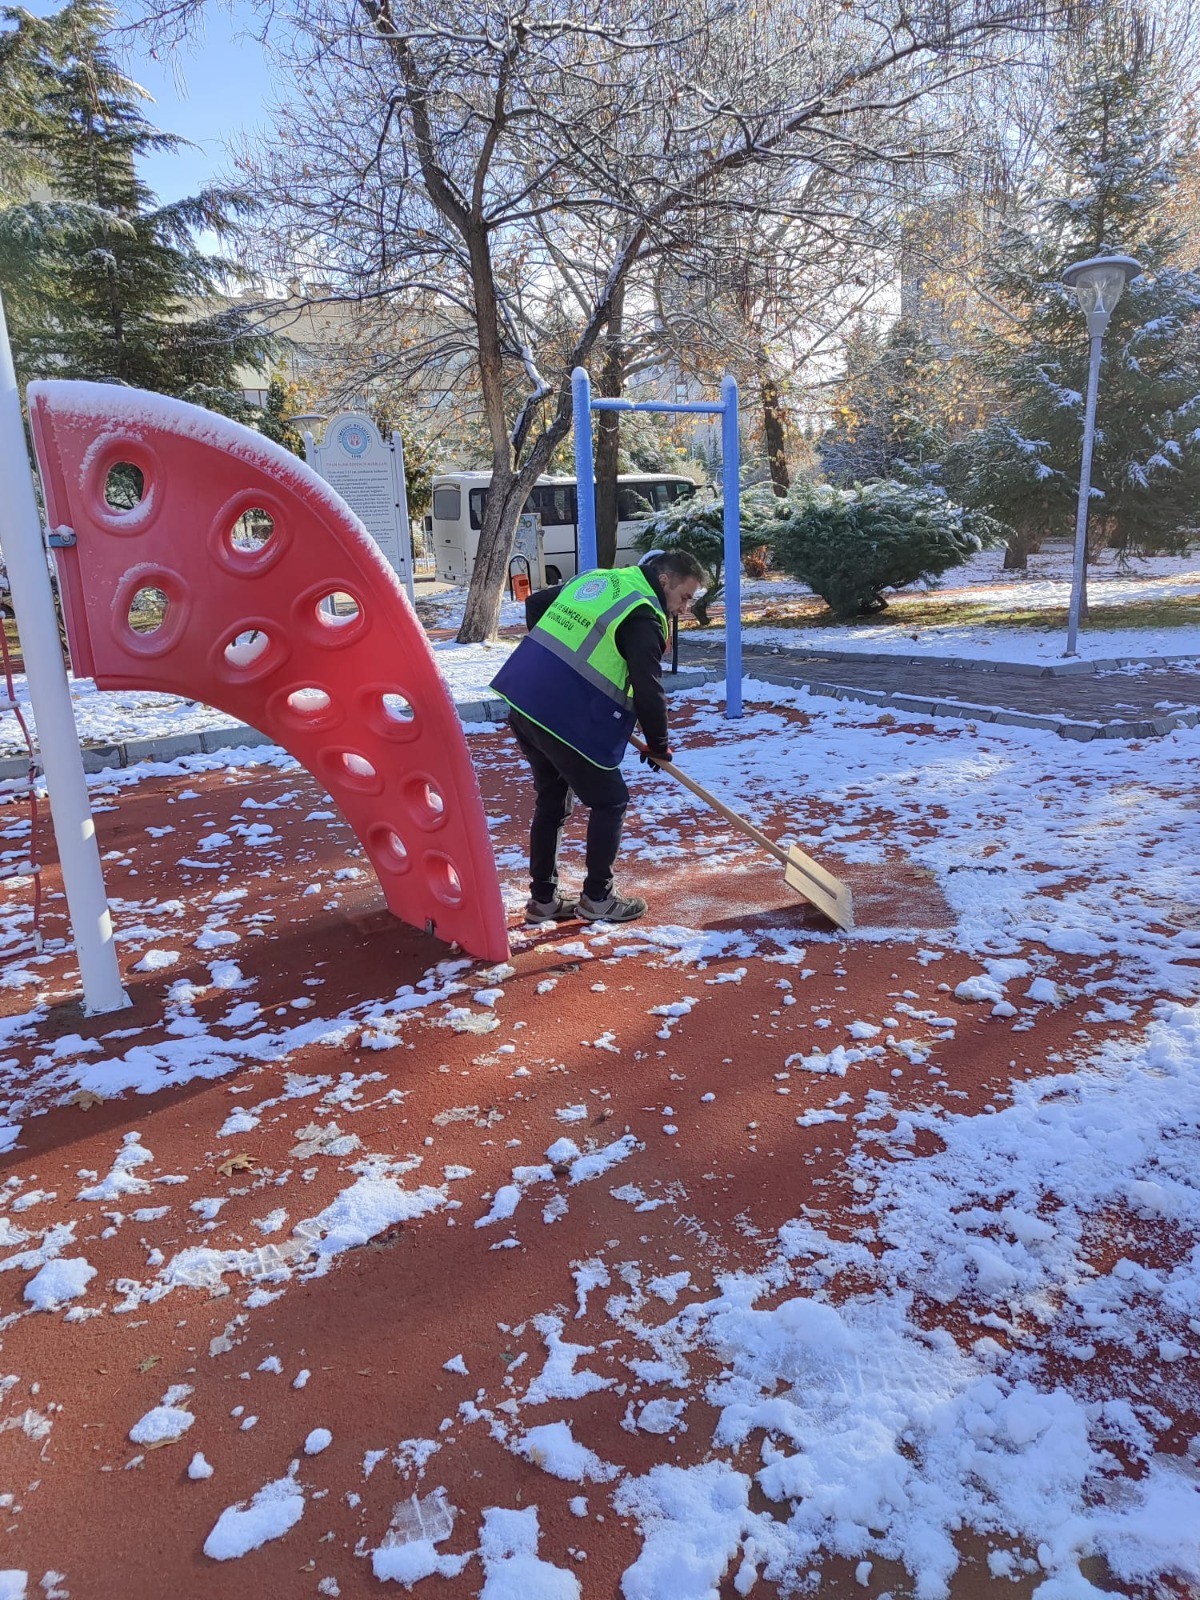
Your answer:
[226,0,1062,640]
[642,164,896,493]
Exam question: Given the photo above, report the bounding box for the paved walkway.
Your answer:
[677,637,1200,741]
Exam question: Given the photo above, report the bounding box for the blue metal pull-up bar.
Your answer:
[571,366,742,720]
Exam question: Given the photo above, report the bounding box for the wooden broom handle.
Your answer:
[631,736,792,869]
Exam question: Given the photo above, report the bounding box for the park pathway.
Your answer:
[677,635,1200,741]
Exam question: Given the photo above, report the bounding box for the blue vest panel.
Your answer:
[491,635,636,768]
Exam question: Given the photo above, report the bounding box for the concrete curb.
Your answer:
[0,668,721,780]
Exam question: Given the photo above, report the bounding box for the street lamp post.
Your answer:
[1061,254,1141,656]
[285,410,327,465]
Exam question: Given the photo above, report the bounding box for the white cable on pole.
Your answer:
[0,292,129,1015]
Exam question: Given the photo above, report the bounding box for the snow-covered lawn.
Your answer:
[718,547,1200,663]
[736,614,1200,664]
[942,543,1200,598]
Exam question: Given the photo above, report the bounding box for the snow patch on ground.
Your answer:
[203,1471,305,1561]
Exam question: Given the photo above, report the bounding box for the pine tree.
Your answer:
[768,479,1002,620]
[0,0,272,405]
[819,319,950,489]
[246,375,307,458]
[0,3,98,333]
[944,21,1200,566]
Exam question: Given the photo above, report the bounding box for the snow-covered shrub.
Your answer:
[767,480,1002,620]
[633,485,781,625]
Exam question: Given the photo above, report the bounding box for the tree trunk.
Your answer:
[1002,529,1034,570]
[594,280,626,568]
[458,468,528,641]
[458,219,526,643]
[761,367,790,496]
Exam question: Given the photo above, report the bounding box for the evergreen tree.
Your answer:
[767,479,1003,620]
[944,22,1200,566]
[246,375,307,458]
[0,0,272,406]
[819,319,949,489]
[0,3,99,333]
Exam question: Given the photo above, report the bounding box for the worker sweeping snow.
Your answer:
[489,549,706,925]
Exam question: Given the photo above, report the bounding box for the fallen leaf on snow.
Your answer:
[216,1154,255,1177]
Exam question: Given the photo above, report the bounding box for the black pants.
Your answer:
[508,710,629,903]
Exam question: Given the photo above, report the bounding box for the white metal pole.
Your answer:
[391,430,417,606]
[1065,332,1104,657]
[721,374,742,719]
[0,293,128,1013]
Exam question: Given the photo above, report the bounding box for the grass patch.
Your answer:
[737,592,1200,635]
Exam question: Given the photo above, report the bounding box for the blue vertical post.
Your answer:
[571,366,598,574]
[721,374,742,719]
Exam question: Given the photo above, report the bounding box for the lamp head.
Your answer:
[1062,255,1141,336]
[286,410,326,433]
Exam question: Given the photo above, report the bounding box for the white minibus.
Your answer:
[428,471,698,586]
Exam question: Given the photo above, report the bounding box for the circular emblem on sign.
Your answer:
[338,423,370,458]
[574,578,607,601]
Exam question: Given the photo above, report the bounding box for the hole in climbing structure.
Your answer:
[113,568,187,654]
[224,628,271,669]
[405,776,446,831]
[231,507,275,554]
[104,462,145,511]
[360,685,419,742]
[426,853,463,907]
[318,745,383,795]
[315,592,361,627]
[368,824,410,874]
[381,692,415,725]
[286,687,332,717]
[127,586,168,635]
[341,752,376,781]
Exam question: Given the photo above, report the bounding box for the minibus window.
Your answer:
[432,485,461,521]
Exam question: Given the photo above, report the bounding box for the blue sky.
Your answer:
[29,0,277,204]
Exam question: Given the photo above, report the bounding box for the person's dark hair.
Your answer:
[639,549,707,586]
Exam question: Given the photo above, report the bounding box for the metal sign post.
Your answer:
[570,366,742,719]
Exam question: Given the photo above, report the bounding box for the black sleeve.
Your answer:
[524,584,564,630]
[615,610,670,753]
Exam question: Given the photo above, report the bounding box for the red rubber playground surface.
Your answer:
[0,696,1196,1598]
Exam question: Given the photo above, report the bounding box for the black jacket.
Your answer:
[525,575,670,754]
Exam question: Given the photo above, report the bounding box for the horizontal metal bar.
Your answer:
[590,399,726,416]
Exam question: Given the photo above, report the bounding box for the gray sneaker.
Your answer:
[525,894,578,923]
[577,890,647,923]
